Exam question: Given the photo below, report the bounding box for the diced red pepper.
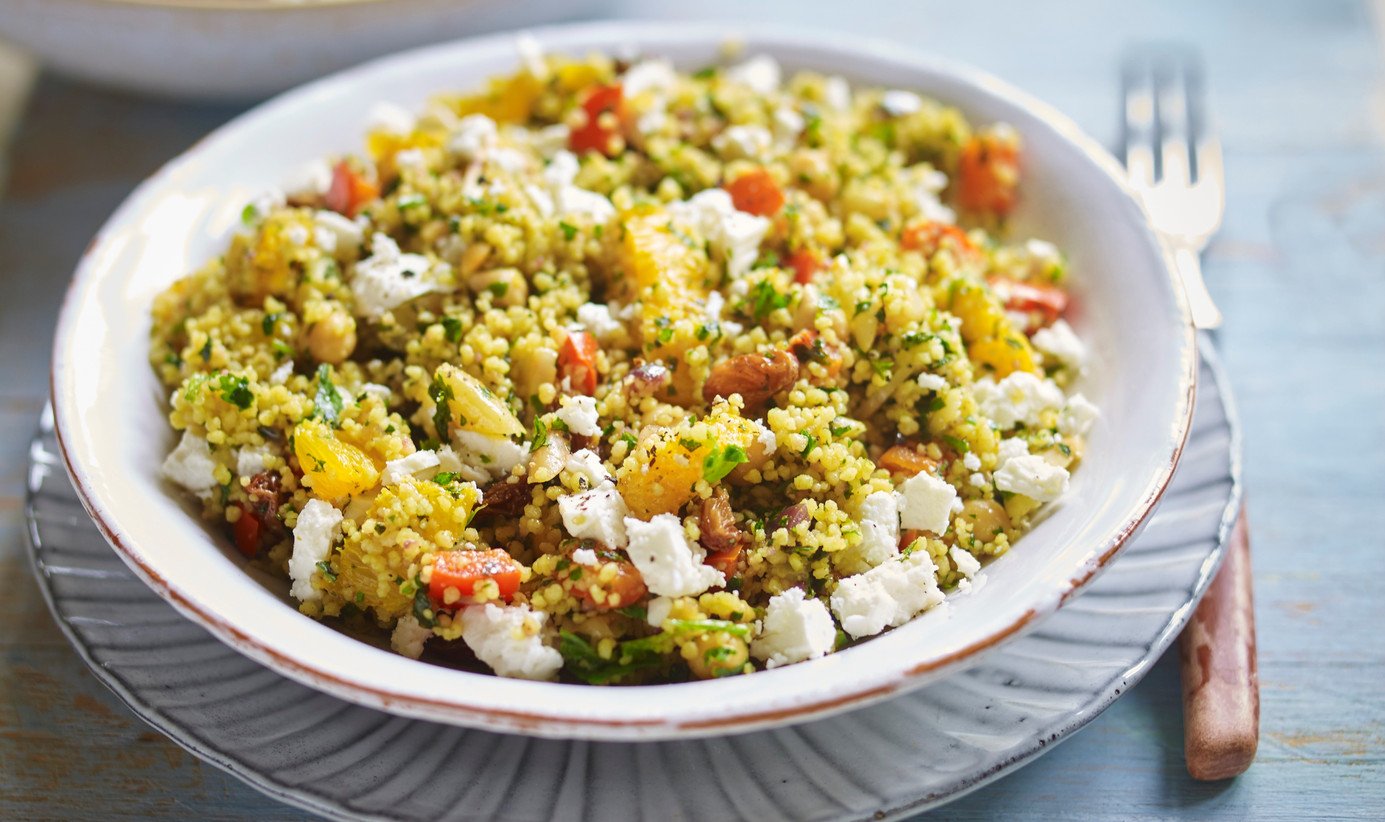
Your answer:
[232,504,260,559]
[428,548,523,606]
[724,168,784,217]
[558,329,600,395]
[569,83,625,157]
[878,444,940,477]
[704,544,742,579]
[987,276,1069,326]
[958,130,1021,217]
[786,249,821,284]
[325,160,380,217]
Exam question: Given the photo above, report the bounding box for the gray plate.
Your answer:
[26,340,1239,821]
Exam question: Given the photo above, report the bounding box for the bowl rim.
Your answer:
[49,19,1198,739]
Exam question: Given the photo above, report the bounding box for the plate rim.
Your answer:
[46,19,1199,738]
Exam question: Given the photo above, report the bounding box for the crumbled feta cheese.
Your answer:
[459,603,563,681]
[910,165,956,224]
[488,147,530,174]
[968,472,988,488]
[1033,319,1087,370]
[390,615,432,659]
[313,209,364,256]
[451,430,528,481]
[393,148,428,174]
[752,419,778,455]
[997,436,1030,465]
[236,444,272,478]
[554,395,601,437]
[284,158,332,198]
[1060,393,1100,437]
[543,150,579,188]
[917,372,948,392]
[284,222,311,247]
[515,32,548,79]
[576,302,624,341]
[994,455,1070,502]
[972,371,1066,430]
[559,486,629,547]
[381,450,441,486]
[823,75,852,110]
[669,188,769,278]
[726,54,782,94]
[555,186,616,223]
[368,101,415,136]
[897,471,957,534]
[571,547,599,567]
[242,188,285,225]
[623,514,723,597]
[881,89,923,116]
[360,383,391,401]
[950,545,982,579]
[750,588,836,668]
[621,58,678,96]
[1006,310,1034,333]
[645,595,675,627]
[830,551,945,639]
[525,184,555,217]
[565,448,611,489]
[856,490,901,568]
[636,107,669,136]
[289,499,342,602]
[530,123,570,158]
[712,124,773,161]
[160,431,218,498]
[963,451,982,471]
[270,361,294,385]
[773,106,805,144]
[448,113,498,161]
[350,233,448,319]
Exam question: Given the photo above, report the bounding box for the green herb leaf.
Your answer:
[800,433,819,458]
[315,561,338,582]
[942,434,970,453]
[313,364,344,427]
[216,374,254,410]
[261,312,282,336]
[441,316,464,343]
[702,444,748,484]
[530,417,549,450]
[559,221,578,241]
[240,203,259,226]
[749,278,791,321]
[428,372,454,439]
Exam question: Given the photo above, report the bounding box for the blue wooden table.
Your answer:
[1,0,1381,817]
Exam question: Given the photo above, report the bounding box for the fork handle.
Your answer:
[1173,247,1223,329]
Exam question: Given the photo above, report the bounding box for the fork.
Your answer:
[1121,47,1258,782]
[1120,46,1225,329]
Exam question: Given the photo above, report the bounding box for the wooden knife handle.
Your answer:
[1179,502,1259,780]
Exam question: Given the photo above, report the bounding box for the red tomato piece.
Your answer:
[987,276,1069,326]
[428,548,523,607]
[569,83,625,157]
[900,220,981,262]
[232,504,260,559]
[325,160,380,217]
[724,168,785,217]
[558,330,600,395]
[958,129,1021,217]
[786,249,821,284]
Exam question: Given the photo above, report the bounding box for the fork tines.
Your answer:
[1120,46,1214,188]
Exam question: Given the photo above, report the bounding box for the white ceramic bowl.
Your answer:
[51,22,1196,740]
[0,0,604,100]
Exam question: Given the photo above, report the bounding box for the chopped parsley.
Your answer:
[800,433,819,458]
[559,221,578,241]
[315,561,337,582]
[749,278,790,320]
[312,364,344,427]
[261,312,282,336]
[428,372,454,438]
[441,316,464,343]
[216,374,254,410]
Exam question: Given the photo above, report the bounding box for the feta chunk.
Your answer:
[910,165,956,224]
[997,436,1030,465]
[555,395,601,437]
[447,113,498,161]
[289,499,342,602]
[576,302,625,341]
[950,545,982,579]
[1032,319,1087,370]
[645,595,675,628]
[555,186,616,223]
[525,183,555,217]
[621,58,678,96]
[160,431,218,498]
[823,75,852,110]
[994,455,1070,502]
[773,106,805,144]
[897,471,957,534]
[972,371,1066,430]
[381,450,441,486]
[571,547,599,567]
[559,486,630,547]
[393,148,427,174]
[236,444,272,478]
[390,615,432,660]
[623,514,723,597]
[459,603,563,681]
[350,233,448,320]
[712,124,773,161]
[750,588,836,668]
[752,419,778,455]
[830,551,945,639]
[565,448,611,489]
[726,54,782,94]
[283,158,332,198]
[917,372,948,392]
[856,490,901,568]
[543,150,580,188]
[313,209,364,256]
[669,188,770,278]
[962,451,982,471]
[452,430,528,481]
[1060,393,1100,437]
[881,90,923,116]
[488,147,531,174]
[530,123,570,158]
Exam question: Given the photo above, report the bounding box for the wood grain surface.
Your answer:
[2,0,1382,819]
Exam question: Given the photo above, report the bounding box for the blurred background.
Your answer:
[1,0,1381,819]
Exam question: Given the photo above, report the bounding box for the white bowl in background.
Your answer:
[0,0,606,100]
[50,21,1196,740]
